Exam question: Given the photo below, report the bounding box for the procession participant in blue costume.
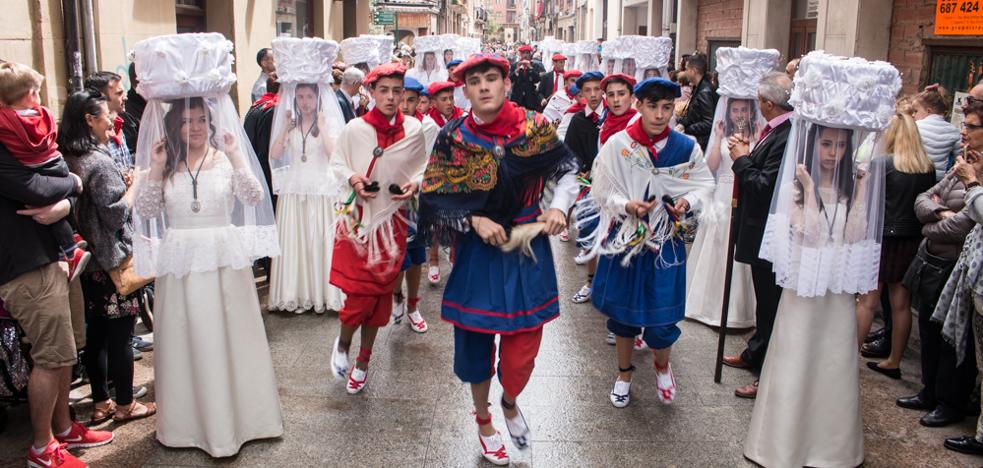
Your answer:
[419,53,580,465]
[390,75,438,333]
[577,77,714,408]
[328,63,428,395]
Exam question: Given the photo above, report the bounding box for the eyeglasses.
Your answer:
[963,95,982,108]
[962,122,983,132]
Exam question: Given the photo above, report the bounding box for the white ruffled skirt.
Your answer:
[268,193,345,313]
[154,266,283,457]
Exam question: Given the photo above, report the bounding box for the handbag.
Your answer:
[902,243,955,309]
[0,302,31,398]
[107,255,154,297]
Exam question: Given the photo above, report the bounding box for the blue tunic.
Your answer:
[591,131,695,328]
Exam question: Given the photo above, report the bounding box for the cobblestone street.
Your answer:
[1,240,981,467]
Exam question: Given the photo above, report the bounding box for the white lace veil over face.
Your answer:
[269,37,345,195]
[706,97,766,180]
[131,33,279,278]
[759,51,899,298]
[407,35,448,86]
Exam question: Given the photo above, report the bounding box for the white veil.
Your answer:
[759,51,899,297]
[575,40,599,72]
[632,36,673,81]
[130,33,279,278]
[407,35,448,86]
[269,37,345,196]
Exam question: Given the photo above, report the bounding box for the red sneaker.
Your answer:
[72,233,88,250]
[27,440,87,468]
[66,249,91,283]
[55,421,114,449]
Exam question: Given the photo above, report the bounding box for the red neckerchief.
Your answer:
[566,100,605,120]
[600,108,637,145]
[428,105,463,127]
[464,100,527,138]
[362,107,405,149]
[626,119,670,162]
[0,105,59,165]
[110,115,124,145]
[415,111,425,121]
[253,92,279,111]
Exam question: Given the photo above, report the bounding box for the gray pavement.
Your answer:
[1,239,981,467]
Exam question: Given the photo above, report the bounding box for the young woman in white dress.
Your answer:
[131,33,283,457]
[268,81,345,313]
[743,51,896,467]
[685,96,759,328]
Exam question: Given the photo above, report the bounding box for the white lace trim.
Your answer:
[760,212,880,297]
[135,224,280,279]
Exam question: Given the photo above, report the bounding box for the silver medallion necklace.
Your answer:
[186,150,207,213]
[300,117,316,162]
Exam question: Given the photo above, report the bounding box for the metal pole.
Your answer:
[80,0,98,75]
[713,180,739,383]
[61,0,84,92]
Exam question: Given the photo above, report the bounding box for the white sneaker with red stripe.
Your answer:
[55,421,114,449]
[347,367,368,394]
[391,300,406,324]
[407,310,428,333]
[427,265,441,285]
[634,335,648,351]
[655,363,676,404]
[478,431,510,466]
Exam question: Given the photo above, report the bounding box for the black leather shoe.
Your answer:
[866,361,901,379]
[920,406,965,427]
[944,436,983,455]
[896,394,935,411]
[864,327,887,344]
[860,336,891,358]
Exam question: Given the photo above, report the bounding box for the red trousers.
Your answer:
[453,326,544,397]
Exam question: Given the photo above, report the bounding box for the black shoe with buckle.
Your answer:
[860,336,891,358]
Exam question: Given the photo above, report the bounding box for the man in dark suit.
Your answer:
[676,53,718,151]
[509,44,543,111]
[336,67,363,123]
[537,53,567,110]
[721,71,794,399]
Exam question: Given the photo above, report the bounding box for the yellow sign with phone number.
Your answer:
[935,1,983,35]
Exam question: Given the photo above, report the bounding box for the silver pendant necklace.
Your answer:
[186,151,207,213]
[300,117,317,162]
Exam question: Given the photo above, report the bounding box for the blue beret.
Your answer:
[633,77,681,98]
[568,84,580,96]
[403,76,424,94]
[447,59,463,67]
[575,71,604,88]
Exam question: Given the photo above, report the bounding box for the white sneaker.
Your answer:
[571,284,592,303]
[574,249,590,265]
[428,265,441,285]
[408,310,429,333]
[347,367,368,394]
[610,378,632,408]
[503,406,531,450]
[634,335,648,351]
[330,337,348,380]
[605,332,616,345]
[392,300,406,324]
[478,431,511,466]
[655,363,676,404]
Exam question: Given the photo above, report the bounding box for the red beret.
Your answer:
[427,81,456,96]
[450,54,511,83]
[600,73,637,91]
[563,69,583,79]
[363,63,407,87]
[518,45,533,53]
[552,53,567,62]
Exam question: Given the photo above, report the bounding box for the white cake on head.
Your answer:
[131,32,236,100]
[272,37,339,84]
[413,34,444,54]
[633,36,673,78]
[790,50,902,132]
[715,47,781,99]
[341,36,380,69]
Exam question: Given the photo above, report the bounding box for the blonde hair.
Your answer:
[895,95,915,117]
[0,62,43,105]
[884,112,934,174]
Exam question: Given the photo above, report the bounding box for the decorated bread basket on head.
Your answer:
[760,50,901,298]
[575,39,600,72]
[631,36,673,81]
[599,36,629,76]
[539,36,564,73]
[130,32,279,278]
[560,42,579,71]
[705,47,781,180]
[269,37,345,196]
[341,36,382,72]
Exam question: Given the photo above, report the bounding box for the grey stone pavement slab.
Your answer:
[1,239,981,467]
